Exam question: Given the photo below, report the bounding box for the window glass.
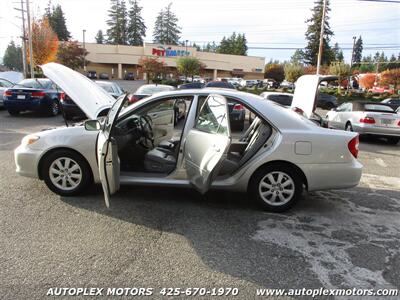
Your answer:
[0,79,13,87]
[195,95,228,135]
[364,104,394,112]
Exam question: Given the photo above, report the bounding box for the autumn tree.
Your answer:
[29,17,59,67]
[264,62,285,82]
[359,73,376,90]
[284,63,304,83]
[176,57,203,80]
[380,69,400,91]
[57,41,88,70]
[138,57,166,83]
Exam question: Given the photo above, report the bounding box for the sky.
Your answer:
[1,0,399,63]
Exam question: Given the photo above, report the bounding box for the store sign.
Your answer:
[152,46,190,57]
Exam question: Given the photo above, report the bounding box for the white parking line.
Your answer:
[375,158,387,168]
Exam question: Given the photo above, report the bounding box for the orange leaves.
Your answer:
[359,73,376,90]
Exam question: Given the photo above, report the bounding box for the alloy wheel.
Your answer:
[258,171,295,206]
[49,157,82,191]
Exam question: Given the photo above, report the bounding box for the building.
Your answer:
[82,42,265,80]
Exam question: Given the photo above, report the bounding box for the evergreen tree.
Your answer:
[127,0,146,46]
[304,0,334,66]
[153,3,181,45]
[353,36,363,64]
[217,32,247,55]
[3,41,23,71]
[106,0,128,45]
[333,43,344,61]
[45,2,71,41]
[95,30,105,44]
[291,49,305,64]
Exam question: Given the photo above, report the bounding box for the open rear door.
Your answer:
[97,95,127,207]
[184,94,231,194]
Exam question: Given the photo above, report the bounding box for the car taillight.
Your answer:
[233,104,244,111]
[128,95,139,104]
[59,92,66,101]
[4,90,12,97]
[348,135,359,159]
[397,120,400,126]
[359,117,375,124]
[31,91,46,98]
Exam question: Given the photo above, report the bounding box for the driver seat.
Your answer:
[144,148,176,173]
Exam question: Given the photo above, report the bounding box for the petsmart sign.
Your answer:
[152,47,190,57]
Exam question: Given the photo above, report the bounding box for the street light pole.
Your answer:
[185,40,188,56]
[350,36,356,68]
[316,0,327,75]
[82,29,86,72]
[25,0,34,78]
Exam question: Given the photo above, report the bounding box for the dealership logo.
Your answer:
[152,46,190,57]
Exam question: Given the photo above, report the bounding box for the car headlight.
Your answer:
[21,135,40,146]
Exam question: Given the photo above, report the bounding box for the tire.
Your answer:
[387,137,400,145]
[41,149,93,196]
[8,109,20,116]
[345,122,353,132]
[249,163,303,212]
[47,100,59,117]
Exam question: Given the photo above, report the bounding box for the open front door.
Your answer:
[97,95,127,207]
[184,94,231,194]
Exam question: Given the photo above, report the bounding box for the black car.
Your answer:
[3,78,63,116]
[87,70,97,79]
[177,82,205,89]
[124,72,135,80]
[204,81,236,89]
[316,93,338,109]
[381,97,400,110]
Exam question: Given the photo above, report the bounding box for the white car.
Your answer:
[14,63,362,212]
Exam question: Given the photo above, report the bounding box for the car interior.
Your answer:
[112,94,273,178]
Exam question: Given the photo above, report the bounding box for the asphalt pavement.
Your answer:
[0,94,399,299]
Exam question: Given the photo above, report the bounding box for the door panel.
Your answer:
[184,94,231,194]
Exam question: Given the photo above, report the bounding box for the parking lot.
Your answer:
[0,83,399,299]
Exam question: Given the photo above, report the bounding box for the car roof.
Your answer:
[261,92,293,96]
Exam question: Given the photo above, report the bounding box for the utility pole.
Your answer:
[13,0,27,78]
[185,39,188,56]
[25,0,34,78]
[83,29,86,71]
[316,0,327,75]
[350,36,356,68]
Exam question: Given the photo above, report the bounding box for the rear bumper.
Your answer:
[353,124,400,137]
[4,98,51,112]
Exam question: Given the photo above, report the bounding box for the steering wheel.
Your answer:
[139,115,154,148]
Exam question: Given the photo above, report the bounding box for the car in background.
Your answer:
[326,101,400,144]
[244,80,259,88]
[381,97,400,111]
[280,80,295,89]
[204,81,235,89]
[0,78,14,107]
[124,72,135,80]
[128,84,176,104]
[61,81,124,120]
[316,93,338,109]
[177,82,204,89]
[260,91,337,110]
[99,73,109,80]
[263,79,279,89]
[368,86,394,94]
[3,78,63,116]
[87,71,97,79]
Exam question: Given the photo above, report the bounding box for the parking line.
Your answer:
[375,158,387,168]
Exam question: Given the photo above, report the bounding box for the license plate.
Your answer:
[381,119,392,125]
[17,95,25,100]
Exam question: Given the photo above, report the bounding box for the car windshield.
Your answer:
[364,104,394,112]
[15,79,51,89]
[136,85,174,95]
[96,82,114,93]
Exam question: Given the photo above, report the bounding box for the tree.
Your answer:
[284,63,304,83]
[138,57,166,83]
[56,41,88,70]
[333,43,344,62]
[359,73,376,90]
[202,41,218,53]
[106,0,128,45]
[217,32,247,55]
[329,61,351,93]
[30,17,59,66]
[353,36,363,65]
[264,62,285,82]
[3,41,23,71]
[153,3,181,45]
[95,30,105,44]
[127,0,146,46]
[380,68,400,91]
[290,49,305,64]
[45,3,71,41]
[304,0,334,66]
[176,57,203,80]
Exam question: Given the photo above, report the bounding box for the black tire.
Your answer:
[249,163,303,212]
[387,137,399,145]
[47,100,59,117]
[41,149,93,196]
[345,122,353,132]
[8,109,20,116]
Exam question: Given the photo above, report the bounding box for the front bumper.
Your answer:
[353,124,400,137]
[14,144,41,178]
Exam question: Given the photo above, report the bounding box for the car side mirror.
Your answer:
[84,120,101,131]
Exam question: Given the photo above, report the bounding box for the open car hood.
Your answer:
[291,75,338,118]
[41,62,115,119]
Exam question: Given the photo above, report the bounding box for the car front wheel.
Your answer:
[249,164,303,212]
[41,150,92,196]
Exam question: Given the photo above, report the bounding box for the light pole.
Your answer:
[26,0,34,78]
[185,40,188,56]
[82,29,86,71]
[350,36,356,68]
[316,0,327,75]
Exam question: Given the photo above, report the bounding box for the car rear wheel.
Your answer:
[47,101,59,116]
[8,109,20,116]
[41,150,92,196]
[249,164,303,212]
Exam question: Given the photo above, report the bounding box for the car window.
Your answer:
[364,104,394,112]
[336,103,348,112]
[16,79,51,89]
[0,79,13,87]
[137,85,175,94]
[195,95,228,135]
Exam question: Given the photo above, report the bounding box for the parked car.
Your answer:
[0,78,14,107]
[177,82,204,89]
[99,73,109,80]
[326,101,400,144]
[280,80,295,89]
[244,80,259,88]
[381,97,400,111]
[128,84,176,104]
[261,91,337,110]
[263,79,279,89]
[87,71,97,79]
[368,86,394,94]
[316,93,338,109]
[3,78,63,116]
[124,72,135,80]
[204,81,235,89]
[14,63,362,213]
[61,81,124,120]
